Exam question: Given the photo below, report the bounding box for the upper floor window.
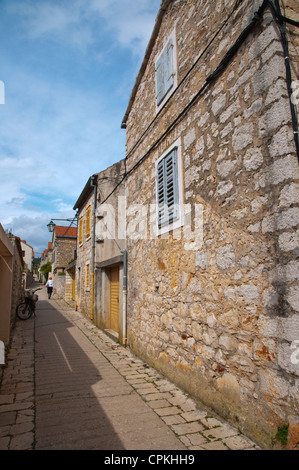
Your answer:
[155,29,177,111]
[86,205,91,239]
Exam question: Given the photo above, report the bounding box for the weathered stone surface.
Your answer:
[123,0,299,451]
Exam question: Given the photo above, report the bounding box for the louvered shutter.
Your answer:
[156,51,165,106]
[157,148,179,228]
[165,39,174,93]
[156,37,174,106]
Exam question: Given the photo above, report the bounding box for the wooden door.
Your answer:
[110,267,119,333]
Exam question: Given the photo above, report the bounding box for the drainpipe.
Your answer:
[120,249,127,346]
[90,175,98,321]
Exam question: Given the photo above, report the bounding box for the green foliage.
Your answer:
[40,262,52,280]
[276,424,289,446]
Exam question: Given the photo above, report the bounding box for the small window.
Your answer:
[155,30,177,110]
[155,139,183,234]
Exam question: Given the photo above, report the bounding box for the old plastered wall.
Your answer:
[124,0,299,449]
[76,192,94,316]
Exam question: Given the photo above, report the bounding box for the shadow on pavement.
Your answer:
[34,290,126,450]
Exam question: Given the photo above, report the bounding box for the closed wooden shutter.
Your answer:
[156,52,165,106]
[157,148,179,228]
[86,206,91,238]
[165,39,174,92]
[110,267,119,333]
[156,38,174,106]
[79,217,83,244]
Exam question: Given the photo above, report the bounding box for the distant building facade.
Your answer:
[51,225,77,298]
[73,159,126,343]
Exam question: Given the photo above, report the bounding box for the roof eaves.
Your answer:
[73,176,94,211]
[121,0,172,129]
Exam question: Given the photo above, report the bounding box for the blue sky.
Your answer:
[0,0,161,255]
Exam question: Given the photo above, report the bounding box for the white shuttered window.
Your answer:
[156,147,180,229]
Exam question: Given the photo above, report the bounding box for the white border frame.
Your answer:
[155,137,184,237]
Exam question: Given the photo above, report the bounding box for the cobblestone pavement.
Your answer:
[0,284,260,451]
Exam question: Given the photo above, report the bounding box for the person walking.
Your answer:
[46,276,54,299]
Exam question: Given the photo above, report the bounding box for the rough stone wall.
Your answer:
[124,0,299,449]
[53,237,76,301]
[54,237,77,270]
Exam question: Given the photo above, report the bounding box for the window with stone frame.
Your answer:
[155,138,183,234]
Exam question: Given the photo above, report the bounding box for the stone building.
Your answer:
[39,242,53,283]
[121,0,299,449]
[73,159,126,343]
[0,225,24,344]
[51,225,77,298]
[20,240,33,273]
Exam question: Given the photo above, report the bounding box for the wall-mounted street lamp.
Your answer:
[47,216,78,233]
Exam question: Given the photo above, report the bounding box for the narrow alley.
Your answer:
[0,283,259,451]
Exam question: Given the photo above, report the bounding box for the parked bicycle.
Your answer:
[16,287,42,320]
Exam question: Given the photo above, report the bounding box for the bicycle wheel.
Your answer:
[16,302,32,320]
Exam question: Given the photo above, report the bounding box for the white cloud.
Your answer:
[89,0,159,56]
[4,0,93,51]
[4,213,54,255]
[0,0,161,253]
[4,0,160,57]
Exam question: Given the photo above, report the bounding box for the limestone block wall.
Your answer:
[124,0,299,449]
[54,238,77,271]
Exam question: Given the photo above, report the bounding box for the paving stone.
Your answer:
[0,395,14,405]
[223,435,255,450]
[0,437,10,450]
[10,421,34,436]
[9,432,34,450]
[147,399,172,409]
[155,406,181,417]
[201,440,229,450]
[181,410,207,422]
[200,416,224,429]
[186,433,209,446]
[143,392,173,401]
[137,388,159,396]
[161,414,186,426]
[171,422,205,436]
[0,411,16,426]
